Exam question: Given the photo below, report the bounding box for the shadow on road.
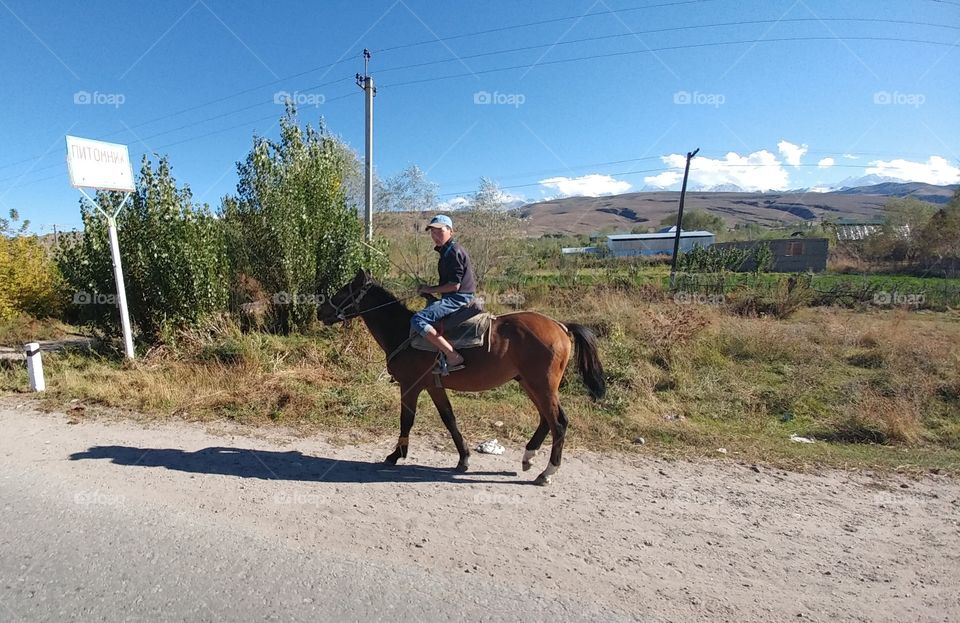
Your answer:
[69,445,525,485]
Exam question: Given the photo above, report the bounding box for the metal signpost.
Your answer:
[65,135,136,359]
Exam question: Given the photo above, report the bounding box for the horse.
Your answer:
[318,270,606,485]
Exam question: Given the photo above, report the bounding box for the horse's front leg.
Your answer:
[426,385,470,472]
[385,386,420,465]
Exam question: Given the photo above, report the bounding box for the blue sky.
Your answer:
[1,0,958,233]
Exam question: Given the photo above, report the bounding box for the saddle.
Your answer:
[410,302,494,352]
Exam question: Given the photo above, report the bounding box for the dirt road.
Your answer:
[1,401,958,622]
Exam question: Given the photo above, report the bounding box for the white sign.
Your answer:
[66,135,135,191]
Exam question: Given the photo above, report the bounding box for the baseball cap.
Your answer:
[425,214,454,230]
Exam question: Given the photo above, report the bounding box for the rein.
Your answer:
[329,279,375,321]
[330,279,422,323]
[330,278,439,366]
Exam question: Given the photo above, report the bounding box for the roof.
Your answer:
[714,238,829,246]
[607,231,714,241]
[831,217,884,226]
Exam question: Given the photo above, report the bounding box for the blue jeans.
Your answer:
[410,293,474,336]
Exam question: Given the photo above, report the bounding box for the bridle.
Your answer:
[329,278,375,321]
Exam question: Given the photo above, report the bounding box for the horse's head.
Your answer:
[319,269,374,325]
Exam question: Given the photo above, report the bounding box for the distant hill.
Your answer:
[516,182,958,236]
[832,182,957,204]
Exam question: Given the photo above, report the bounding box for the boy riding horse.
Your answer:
[412,214,477,374]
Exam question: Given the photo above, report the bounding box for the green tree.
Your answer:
[751,242,775,274]
[875,197,938,262]
[0,210,63,320]
[459,177,522,284]
[380,165,437,213]
[678,245,750,273]
[220,105,374,333]
[1,209,29,236]
[917,189,960,267]
[58,157,228,344]
[659,209,725,233]
[378,165,441,280]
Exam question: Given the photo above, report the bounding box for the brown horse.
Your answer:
[319,270,605,485]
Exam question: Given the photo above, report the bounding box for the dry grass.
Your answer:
[3,288,960,472]
[0,314,76,345]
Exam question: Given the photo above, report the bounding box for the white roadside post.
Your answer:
[65,136,136,359]
[25,343,45,392]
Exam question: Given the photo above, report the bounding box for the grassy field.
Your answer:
[3,281,959,473]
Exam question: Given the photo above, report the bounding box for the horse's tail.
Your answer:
[565,323,606,401]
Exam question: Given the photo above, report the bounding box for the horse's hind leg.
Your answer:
[547,405,570,474]
[518,378,564,485]
[522,416,549,472]
[426,386,470,472]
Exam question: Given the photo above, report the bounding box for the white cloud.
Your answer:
[865,156,960,185]
[538,174,632,197]
[496,190,528,209]
[777,140,808,167]
[438,196,470,211]
[818,157,835,169]
[653,150,790,192]
[843,154,858,160]
[643,171,682,188]
[439,190,527,211]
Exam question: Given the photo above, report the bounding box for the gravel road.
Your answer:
[1,401,958,622]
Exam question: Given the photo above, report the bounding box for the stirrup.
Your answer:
[433,353,465,376]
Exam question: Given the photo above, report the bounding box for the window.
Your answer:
[786,241,804,256]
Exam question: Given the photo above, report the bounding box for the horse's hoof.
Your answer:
[384,453,400,465]
[533,474,552,486]
[455,460,469,473]
[522,461,532,472]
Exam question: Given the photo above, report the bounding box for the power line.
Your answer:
[376,17,960,66]
[0,1,700,172]
[374,0,727,53]
[4,12,955,172]
[66,31,945,161]
[1,17,955,189]
[379,35,959,89]
[0,94,361,189]
[0,91,361,186]
[0,74,354,173]
[1,21,953,172]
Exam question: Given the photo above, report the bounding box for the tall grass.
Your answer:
[3,283,959,470]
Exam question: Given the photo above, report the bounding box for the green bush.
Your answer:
[0,210,65,321]
[58,158,229,345]
[220,105,378,333]
[726,274,814,319]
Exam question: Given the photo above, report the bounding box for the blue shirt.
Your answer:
[435,239,477,295]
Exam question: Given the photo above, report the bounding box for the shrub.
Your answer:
[0,210,65,320]
[220,105,378,333]
[639,306,710,369]
[58,158,229,345]
[726,274,814,319]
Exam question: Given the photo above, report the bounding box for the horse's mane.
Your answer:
[366,280,413,317]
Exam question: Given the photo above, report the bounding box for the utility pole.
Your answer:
[356,49,375,242]
[52,224,59,247]
[669,147,700,289]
